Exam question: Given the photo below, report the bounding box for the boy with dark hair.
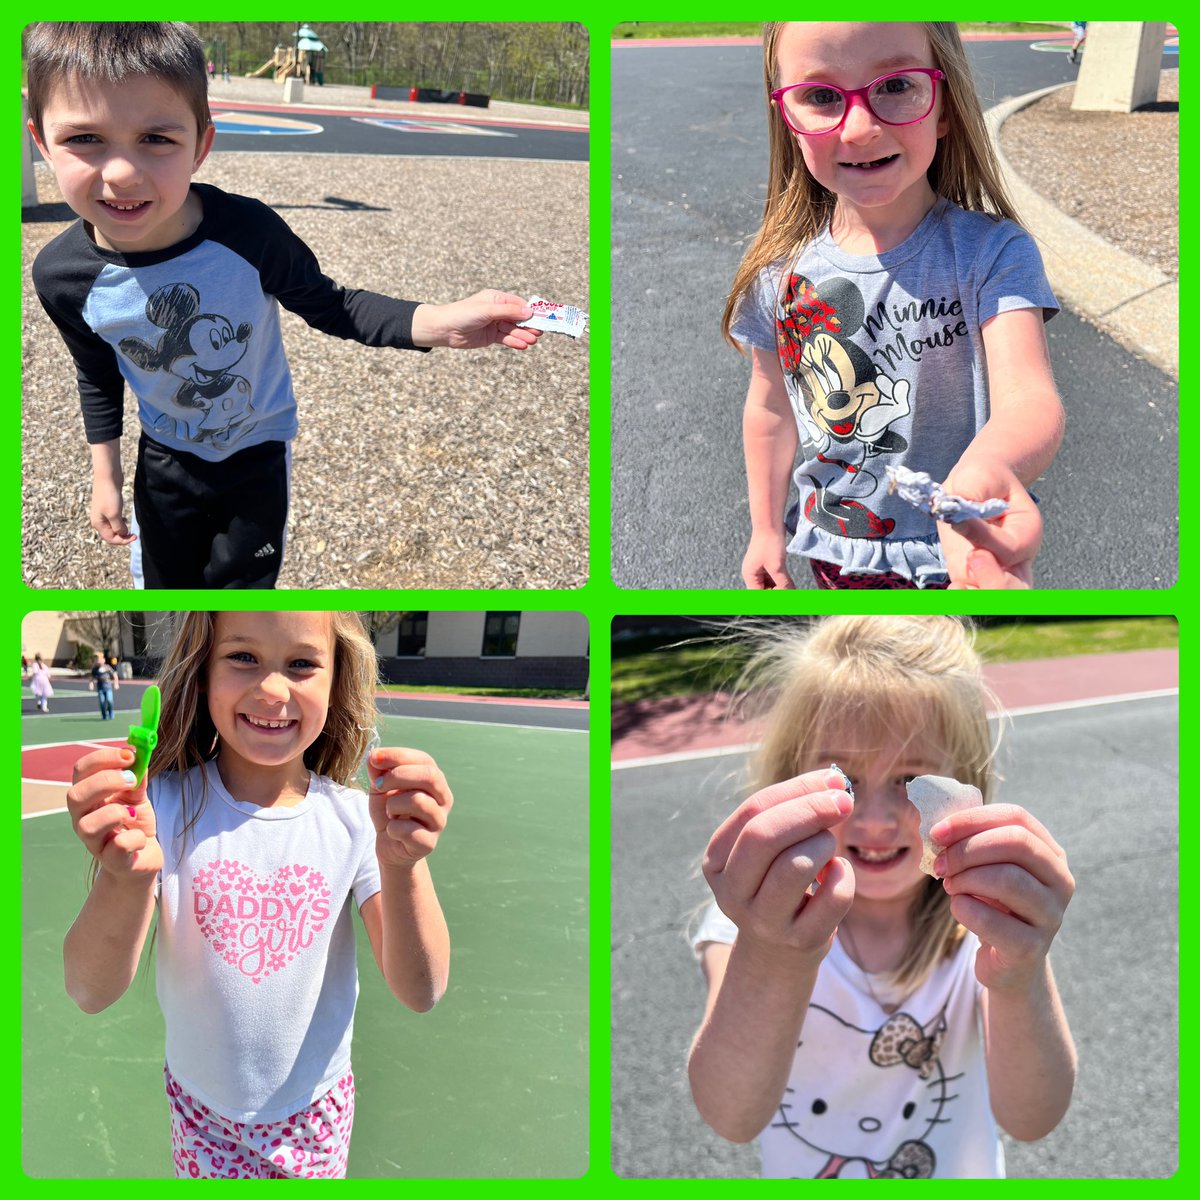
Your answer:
[27,21,541,588]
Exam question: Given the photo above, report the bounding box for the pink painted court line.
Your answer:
[612,648,1177,762]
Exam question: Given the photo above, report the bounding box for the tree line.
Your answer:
[192,22,589,107]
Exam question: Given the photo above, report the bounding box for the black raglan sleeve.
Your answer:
[31,228,127,444]
[206,187,431,352]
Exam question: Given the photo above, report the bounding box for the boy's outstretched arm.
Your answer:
[411,290,541,351]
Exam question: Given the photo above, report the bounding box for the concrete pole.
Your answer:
[1072,23,1167,113]
[21,96,39,208]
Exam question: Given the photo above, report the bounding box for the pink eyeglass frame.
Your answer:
[770,68,945,136]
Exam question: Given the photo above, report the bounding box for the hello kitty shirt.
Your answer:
[694,903,1004,1178]
[149,760,381,1123]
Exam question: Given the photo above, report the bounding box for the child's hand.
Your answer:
[703,769,855,962]
[411,291,542,351]
[937,458,1041,588]
[368,748,454,869]
[932,803,1074,992]
[742,531,796,589]
[66,747,161,880]
[90,476,137,546]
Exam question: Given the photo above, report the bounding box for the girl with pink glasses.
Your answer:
[725,24,1062,590]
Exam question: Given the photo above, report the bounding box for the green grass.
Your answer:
[611,618,1178,704]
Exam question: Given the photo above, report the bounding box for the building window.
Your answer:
[395,612,428,657]
[482,611,520,657]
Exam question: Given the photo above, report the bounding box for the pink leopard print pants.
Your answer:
[164,1063,356,1179]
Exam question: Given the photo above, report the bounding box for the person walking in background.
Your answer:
[1069,23,1088,64]
[89,650,119,720]
[31,653,54,712]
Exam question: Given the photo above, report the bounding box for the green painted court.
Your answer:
[22,708,589,1178]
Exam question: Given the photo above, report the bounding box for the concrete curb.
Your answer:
[986,84,1178,378]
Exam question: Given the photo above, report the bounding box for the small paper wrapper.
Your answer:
[518,295,588,338]
[906,774,983,875]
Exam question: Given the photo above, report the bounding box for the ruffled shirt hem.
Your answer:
[787,523,948,586]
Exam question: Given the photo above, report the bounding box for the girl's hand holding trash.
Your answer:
[932,802,1074,992]
[67,745,162,881]
[368,748,454,870]
[938,457,1043,589]
[703,769,856,964]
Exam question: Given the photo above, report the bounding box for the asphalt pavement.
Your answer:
[611,37,1178,589]
[610,693,1179,1178]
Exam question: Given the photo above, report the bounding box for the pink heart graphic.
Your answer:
[192,861,330,983]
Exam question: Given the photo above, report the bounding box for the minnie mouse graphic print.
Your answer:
[731,197,1056,587]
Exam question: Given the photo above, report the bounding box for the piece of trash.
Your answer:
[906,775,983,876]
[885,465,1008,524]
[518,296,588,338]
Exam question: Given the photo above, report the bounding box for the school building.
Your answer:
[22,611,589,691]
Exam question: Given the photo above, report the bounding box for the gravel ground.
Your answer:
[22,147,588,590]
[1001,68,1178,279]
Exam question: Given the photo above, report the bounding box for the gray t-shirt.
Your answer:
[732,198,1057,584]
[150,760,381,1122]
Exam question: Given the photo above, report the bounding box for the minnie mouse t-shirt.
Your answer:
[694,903,1004,1179]
[150,761,381,1122]
[731,197,1057,586]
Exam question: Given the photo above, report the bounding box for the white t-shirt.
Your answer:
[150,760,382,1122]
[693,903,1004,1178]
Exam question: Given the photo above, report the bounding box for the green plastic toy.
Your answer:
[127,684,161,785]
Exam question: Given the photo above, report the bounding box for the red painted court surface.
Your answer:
[23,739,128,785]
[612,648,1178,763]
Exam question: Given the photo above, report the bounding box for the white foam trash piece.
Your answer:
[906,775,983,876]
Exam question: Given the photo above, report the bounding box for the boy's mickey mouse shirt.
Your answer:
[150,761,381,1123]
[32,182,426,463]
[694,904,1004,1178]
[732,197,1057,585]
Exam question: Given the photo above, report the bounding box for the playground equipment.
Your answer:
[247,28,327,85]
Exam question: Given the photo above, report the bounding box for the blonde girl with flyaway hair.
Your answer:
[689,615,1075,1177]
[63,611,453,1179]
[727,24,1063,590]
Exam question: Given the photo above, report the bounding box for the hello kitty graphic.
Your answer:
[770,1004,960,1178]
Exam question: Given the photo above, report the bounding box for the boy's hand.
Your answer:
[932,803,1074,992]
[703,769,855,963]
[742,531,795,589]
[411,291,542,350]
[90,475,137,546]
[368,748,453,870]
[938,457,1041,588]
[66,747,161,880]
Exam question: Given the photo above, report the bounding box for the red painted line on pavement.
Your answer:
[612,29,1176,47]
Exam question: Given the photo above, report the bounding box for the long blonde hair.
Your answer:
[149,611,379,847]
[734,614,999,992]
[723,22,1022,348]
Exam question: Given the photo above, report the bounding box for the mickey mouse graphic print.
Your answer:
[693,904,1006,1178]
[731,197,1057,587]
[32,182,425,464]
